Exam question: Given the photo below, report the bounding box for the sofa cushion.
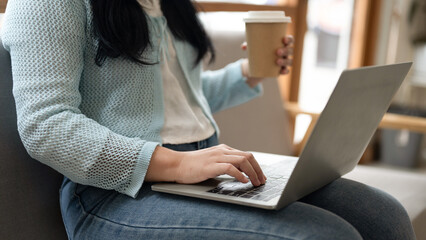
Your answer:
[344,166,426,240]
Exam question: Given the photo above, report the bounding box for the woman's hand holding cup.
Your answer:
[242,35,294,87]
[276,35,294,75]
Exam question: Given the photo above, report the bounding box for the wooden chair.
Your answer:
[0,0,6,13]
[285,102,426,155]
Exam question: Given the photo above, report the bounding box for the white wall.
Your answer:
[376,0,412,105]
[376,0,414,65]
[376,0,426,107]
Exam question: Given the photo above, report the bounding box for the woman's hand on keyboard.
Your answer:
[175,144,266,186]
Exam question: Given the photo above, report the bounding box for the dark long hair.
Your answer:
[90,0,215,66]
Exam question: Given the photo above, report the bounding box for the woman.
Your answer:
[1,0,415,239]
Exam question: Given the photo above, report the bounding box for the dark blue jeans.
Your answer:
[60,134,415,239]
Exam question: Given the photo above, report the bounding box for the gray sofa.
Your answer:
[1,22,426,240]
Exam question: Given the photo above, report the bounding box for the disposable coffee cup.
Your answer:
[244,11,291,78]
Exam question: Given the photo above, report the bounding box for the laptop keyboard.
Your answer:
[207,160,296,202]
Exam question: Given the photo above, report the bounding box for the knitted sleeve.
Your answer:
[1,0,158,198]
[201,59,263,114]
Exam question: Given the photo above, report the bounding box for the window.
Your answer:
[295,0,355,143]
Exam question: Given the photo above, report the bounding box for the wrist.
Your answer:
[241,58,262,88]
[146,146,182,182]
[246,77,262,88]
[241,58,250,78]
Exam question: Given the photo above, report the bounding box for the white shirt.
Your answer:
[137,0,215,144]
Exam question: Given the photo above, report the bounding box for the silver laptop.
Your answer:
[152,62,412,210]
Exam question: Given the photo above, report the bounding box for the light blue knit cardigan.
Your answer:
[1,0,262,197]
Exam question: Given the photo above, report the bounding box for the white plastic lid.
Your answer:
[244,11,291,23]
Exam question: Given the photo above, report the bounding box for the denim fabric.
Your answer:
[60,134,415,240]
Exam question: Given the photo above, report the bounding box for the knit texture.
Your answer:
[1,0,262,197]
